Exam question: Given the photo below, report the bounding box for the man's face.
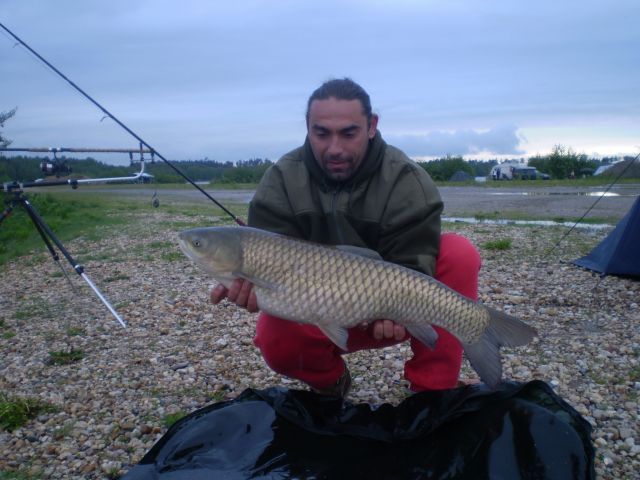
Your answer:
[307,97,378,182]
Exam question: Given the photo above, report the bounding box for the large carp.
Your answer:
[179,226,536,387]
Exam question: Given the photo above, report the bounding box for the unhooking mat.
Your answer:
[123,380,595,479]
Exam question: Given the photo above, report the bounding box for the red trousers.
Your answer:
[253,233,481,391]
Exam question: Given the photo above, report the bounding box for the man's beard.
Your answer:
[321,155,355,181]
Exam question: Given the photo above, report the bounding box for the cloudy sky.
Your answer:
[1,1,639,165]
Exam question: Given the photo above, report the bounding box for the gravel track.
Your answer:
[0,193,639,479]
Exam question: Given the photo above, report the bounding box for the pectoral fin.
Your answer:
[233,272,278,291]
[406,324,439,350]
[318,324,349,351]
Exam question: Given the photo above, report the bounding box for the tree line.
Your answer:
[1,108,631,183]
[416,156,497,182]
[1,149,632,184]
[0,155,273,184]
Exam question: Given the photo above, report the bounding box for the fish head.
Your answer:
[178,227,242,279]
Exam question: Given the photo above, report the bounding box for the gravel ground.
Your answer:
[0,205,639,479]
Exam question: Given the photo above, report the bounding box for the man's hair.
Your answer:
[306,78,373,125]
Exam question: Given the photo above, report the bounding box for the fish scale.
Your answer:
[179,226,537,388]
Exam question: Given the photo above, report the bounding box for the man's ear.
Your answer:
[368,114,379,139]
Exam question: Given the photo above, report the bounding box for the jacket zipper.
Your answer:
[331,187,346,245]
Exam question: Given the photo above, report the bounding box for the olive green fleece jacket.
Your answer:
[247,131,443,276]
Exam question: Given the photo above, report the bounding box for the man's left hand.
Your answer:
[369,319,406,341]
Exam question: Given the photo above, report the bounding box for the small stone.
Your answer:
[171,362,189,371]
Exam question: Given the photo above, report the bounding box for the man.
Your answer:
[212,78,480,397]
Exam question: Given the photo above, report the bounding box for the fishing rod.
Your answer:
[1,145,154,189]
[0,146,156,328]
[0,21,245,226]
[1,187,127,328]
[546,152,639,257]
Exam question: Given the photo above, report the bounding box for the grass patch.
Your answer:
[48,349,84,365]
[1,187,249,266]
[0,393,56,432]
[0,193,135,265]
[0,469,43,480]
[66,327,85,337]
[104,273,131,283]
[148,240,175,250]
[2,331,16,340]
[52,421,75,440]
[481,238,512,250]
[13,298,57,322]
[206,390,227,403]
[161,251,184,262]
[163,411,187,428]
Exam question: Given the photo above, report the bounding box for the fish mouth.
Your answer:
[177,235,196,261]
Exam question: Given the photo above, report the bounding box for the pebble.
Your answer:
[1,220,639,480]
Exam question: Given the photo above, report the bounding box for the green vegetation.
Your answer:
[66,327,85,337]
[48,349,84,365]
[0,320,14,340]
[528,145,596,179]
[0,155,272,184]
[163,411,187,428]
[0,393,56,432]
[0,469,43,480]
[0,192,129,265]
[0,189,248,265]
[0,108,16,149]
[418,155,481,181]
[13,298,58,322]
[481,238,512,250]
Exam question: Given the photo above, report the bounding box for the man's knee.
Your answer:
[436,233,481,299]
[439,232,481,273]
[254,314,301,372]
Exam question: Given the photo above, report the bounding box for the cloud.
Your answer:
[387,125,525,158]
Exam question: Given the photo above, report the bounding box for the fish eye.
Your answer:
[193,240,201,247]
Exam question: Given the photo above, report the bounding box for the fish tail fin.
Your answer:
[463,307,537,388]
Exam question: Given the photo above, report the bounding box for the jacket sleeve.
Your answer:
[248,164,305,238]
[377,165,443,277]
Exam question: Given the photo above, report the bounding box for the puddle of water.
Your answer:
[487,191,621,197]
[443,216,611,229]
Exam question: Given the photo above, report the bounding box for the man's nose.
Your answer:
[327,136,343,156]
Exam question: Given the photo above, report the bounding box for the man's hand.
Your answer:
[210,279,259,313]
[369,319,406,341]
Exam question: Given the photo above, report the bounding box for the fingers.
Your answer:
[230,278,251,307]
[246,290,259,313]
[210,280,258,312]
[210,284,228,304]
[372,319,406,341]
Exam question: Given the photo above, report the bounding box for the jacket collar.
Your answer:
[302,130,387,189]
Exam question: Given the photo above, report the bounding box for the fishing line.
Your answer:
[0,21,245,226]
[544,151,639,258]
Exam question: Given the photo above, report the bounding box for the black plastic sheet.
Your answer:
[123,380,595,479]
